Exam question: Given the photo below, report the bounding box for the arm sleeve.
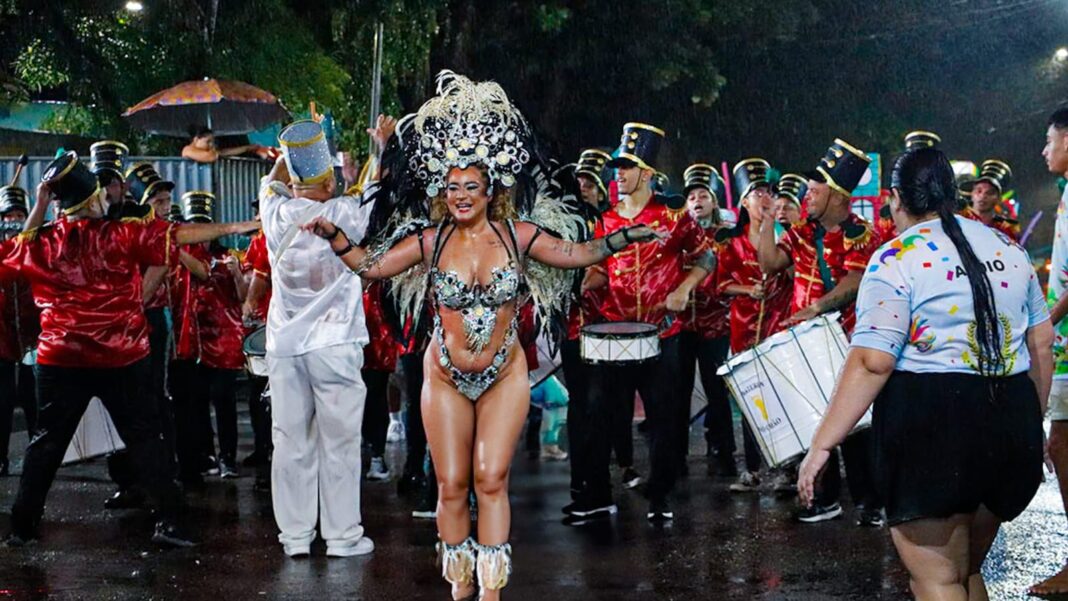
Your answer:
[0,238,24,280]
[776,226,799,257]
[1027,269,1051,327]
[128,221,179,268]
[672,212,711,256]
[715,241,740,294]
[849,257,909,358]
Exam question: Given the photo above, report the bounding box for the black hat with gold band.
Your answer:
[125,162,175,205]
[813,138,871,197]
[683,163,726,201]
[0,185,29,217]
[606,122,665,170]
[960,159,1012,194]
[181,191,215,223]
[776,173,809,206]
[732,158,772,199]
[904,131,941,152]
[167,203,184,223]
[90,140,130,184]
[42,151,102,215]
[575,148,612,197]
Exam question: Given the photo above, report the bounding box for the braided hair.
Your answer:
[892,148,1003,375]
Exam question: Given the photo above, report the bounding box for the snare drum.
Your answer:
[716,312,871,467]
[580,322,660,365]
[242,326,268,377]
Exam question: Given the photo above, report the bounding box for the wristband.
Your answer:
[334,238,355,257]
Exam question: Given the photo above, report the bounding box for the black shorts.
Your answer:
[873,370,1044,527]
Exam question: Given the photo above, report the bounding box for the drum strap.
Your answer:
[813,224,836,292]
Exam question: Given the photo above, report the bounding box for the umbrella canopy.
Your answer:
[123,79,289,137]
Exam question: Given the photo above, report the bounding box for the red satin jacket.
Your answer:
[594,200,711,339]
[777,214,880,335]
[0,276,40,362]
[681,224,730,340]
[172,244,212,361]
[716,225,792,353]
[241,231,271,323]
[362,280,399,372]
[960,208,1021,242]
[0,218,177,368]
[197,247,246,370]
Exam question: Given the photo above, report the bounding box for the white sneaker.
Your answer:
[367,457,391,481]
[386,420,406,443]
[326,536,375,557]
[283,544,311,557]
[540,445,568,461]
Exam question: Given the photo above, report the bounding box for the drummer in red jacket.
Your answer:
[0,183,38,478]
[676,164,735,478]
[756,139,884,527]
[3,152,256,547]
[187,193,248,481]
[573,123,714,524]
[241,213,273,484]
[714,158,793,492]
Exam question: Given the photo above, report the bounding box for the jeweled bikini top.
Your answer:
[432,265,520,311]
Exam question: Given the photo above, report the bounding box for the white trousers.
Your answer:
[268,343,367,550]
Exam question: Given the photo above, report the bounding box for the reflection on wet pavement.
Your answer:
[0,422,1064,600]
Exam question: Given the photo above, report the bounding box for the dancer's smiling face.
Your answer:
[445,166,491,224]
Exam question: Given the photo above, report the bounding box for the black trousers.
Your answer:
[816,428,882,509]
[11,359,182,536]
[196,366,239,463]
[362,369,390,457]
[171,359,202,482]
[561,339,587,496]
[581,335,684,505]
[0,360,37,464]
[247,374,271,457]
[108,307,174,487]
[678,332,730,456]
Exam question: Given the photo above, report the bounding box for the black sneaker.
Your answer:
[219,458,239,479]
[104,488,145,510]
[797,502,843,524]
[646,499,674,522]
[856,507,886,528]
[621,468,643,490]
[561,501,579,515]
[563,501,616,526]
[412,488,437,520]
[200,456,220,477]
[151,521,197,547]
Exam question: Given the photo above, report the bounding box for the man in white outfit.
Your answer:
[259,116,394,558]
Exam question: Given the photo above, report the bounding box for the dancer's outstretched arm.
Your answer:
[303,216,424,280]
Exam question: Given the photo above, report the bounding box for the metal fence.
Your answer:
[0,155,268,247]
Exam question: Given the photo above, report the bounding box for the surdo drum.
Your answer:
[716,312,872,467]
[580,322,660,365]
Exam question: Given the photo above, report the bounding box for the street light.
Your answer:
[125,1,144,12]
[1055,47,1068,61]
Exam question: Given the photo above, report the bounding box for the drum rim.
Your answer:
[242,325,268,357]
[720,311,842,371]
[580,322,659,337]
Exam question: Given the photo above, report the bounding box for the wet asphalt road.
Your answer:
[0,412,1065,600]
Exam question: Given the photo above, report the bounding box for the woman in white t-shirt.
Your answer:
[798,147,1053,600]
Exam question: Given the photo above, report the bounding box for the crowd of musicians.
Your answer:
[1,88,1067,599]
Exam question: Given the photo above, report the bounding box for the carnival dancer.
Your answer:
[257,115,397,559]
[799,147,1051,600]
[960,159,1021,241]
[1032,106,1068,596]
[571,123,715,523]
[2,152,257,547]
[676,164,734,476]
[302,72,661,599]
[715,158,792,491]
[102,162,180,509]
[0,184,38,477]
[756,139,884,525]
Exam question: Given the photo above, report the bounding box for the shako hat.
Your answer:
[42,151,102,214]
[90,140,130,184]
[575,148,612,198]
[683,163,726,201]
[181,190,215,223]
[813,138,871,197]
[904,131,941,152]
[960,159,1012,194]
[776,173,809,206]
[732,158,772,199]
[125,162,175,205]
[606,122,664,171]
[0,185,29,216]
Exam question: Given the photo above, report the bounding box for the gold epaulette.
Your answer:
[842,217,873,249]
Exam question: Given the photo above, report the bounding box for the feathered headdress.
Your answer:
[362,70,587,350]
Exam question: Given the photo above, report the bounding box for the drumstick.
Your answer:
[754,273,768,345]
[9,154,28,187]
